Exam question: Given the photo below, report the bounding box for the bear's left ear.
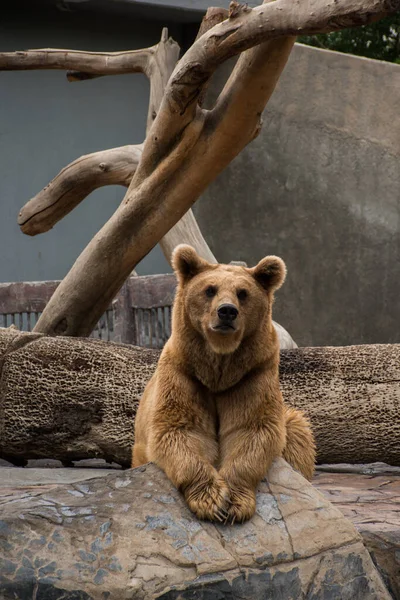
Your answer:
[172,244,210,284]
[250,256,286,292]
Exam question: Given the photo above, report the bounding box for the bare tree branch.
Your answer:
[194,7,229,108]
[156,10,229,264]
[0,47,153,76]
[30,0,398,337]
[18,146,142,236]
[17,140,218,262]
[145,28,180,133]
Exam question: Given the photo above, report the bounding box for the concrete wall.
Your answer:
[195,45,400,347]
[1,4,183,282]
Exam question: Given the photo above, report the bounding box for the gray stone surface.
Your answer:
[2,461,399,598]
[314,468,400,599]
[72,459,122,470]
[0,468,116,488]
[196,44,400,347]
[0,459,391,599]
[26,459,64,469]
[316,462,400,476]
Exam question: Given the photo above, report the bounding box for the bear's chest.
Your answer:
[192,355,249,394]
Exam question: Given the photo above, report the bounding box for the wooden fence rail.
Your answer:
[0,274,177,348]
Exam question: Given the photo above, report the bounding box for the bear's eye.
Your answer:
[205,285,217,298]
[237,289,248,302]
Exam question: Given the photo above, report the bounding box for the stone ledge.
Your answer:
[0,459,390,599]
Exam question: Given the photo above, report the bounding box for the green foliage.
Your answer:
[299,15,400,64]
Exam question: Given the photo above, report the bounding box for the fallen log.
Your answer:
[1,327,399,466]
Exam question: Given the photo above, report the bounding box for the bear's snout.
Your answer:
[217,303,238,325]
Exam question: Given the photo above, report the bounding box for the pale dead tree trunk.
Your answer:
[1,327,399,467]
[2,0,398,337]
[155,8,229,265]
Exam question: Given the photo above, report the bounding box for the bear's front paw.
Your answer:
[227,488,256,524]
[184,475,230,523]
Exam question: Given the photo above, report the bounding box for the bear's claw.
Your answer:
[225,488,257,524]
[185,476,230,522]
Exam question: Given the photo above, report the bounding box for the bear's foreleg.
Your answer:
[153,428,231,522]
[218,421,285,523]
[147,372,231,522]
[217,379,286,523]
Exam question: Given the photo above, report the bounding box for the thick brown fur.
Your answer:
[132,245,315,523]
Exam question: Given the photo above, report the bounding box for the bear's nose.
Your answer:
[217,303,238,322]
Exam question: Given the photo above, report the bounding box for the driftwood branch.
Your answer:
[0,28,180,130]
[18,146,142,235]
[1,327,399,466]
[144,27,180,132]
[17,142,218,264]
[156,8,229,264]
[143,25,217,262]
[28,0,398,337]
[0,46,153,76]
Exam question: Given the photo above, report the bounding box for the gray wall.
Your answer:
[195,45,400,347]
[1,4,182,282]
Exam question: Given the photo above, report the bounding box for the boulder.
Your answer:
[0,459,390,599]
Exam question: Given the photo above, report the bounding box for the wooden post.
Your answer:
[112,279,137,345]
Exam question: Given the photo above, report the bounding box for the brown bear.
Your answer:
[132,245,315,523]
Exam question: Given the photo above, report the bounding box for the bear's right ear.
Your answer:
[250,255,286,293]
[172,245,210,284]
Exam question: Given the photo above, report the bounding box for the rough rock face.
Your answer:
[1,327,400,467]
[0,459,391,599]
[314,465,400,599]
[2,461,399,598]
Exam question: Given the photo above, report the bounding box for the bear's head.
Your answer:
[172,245,286,355]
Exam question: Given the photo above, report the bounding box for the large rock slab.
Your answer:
[0,459,390,599]
[0,468,117,488]
[314,464,400,599]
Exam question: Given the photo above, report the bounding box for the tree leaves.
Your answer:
[299,15,400,63]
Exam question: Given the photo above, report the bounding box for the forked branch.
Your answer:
[17,141,218,263]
